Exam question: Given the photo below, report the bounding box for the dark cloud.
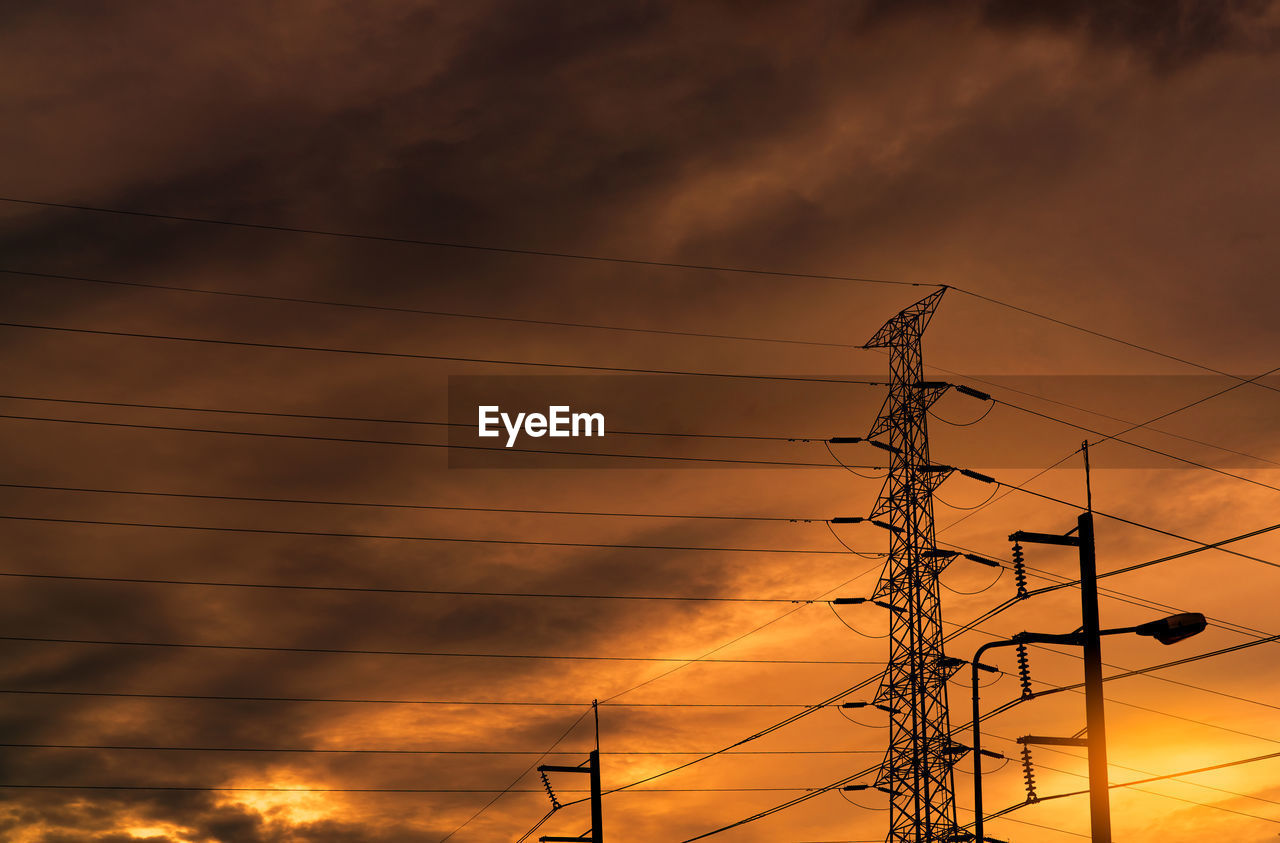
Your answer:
[861,0,1279,70]
[0,1,1278,840]
[979,0,1278,69]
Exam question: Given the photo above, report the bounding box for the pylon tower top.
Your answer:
[863,288,961,843]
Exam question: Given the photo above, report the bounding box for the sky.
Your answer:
[1,1,1279,841]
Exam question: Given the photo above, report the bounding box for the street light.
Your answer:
[970,612,1206,843]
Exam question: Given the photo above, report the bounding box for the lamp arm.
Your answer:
[972,638,1020,843]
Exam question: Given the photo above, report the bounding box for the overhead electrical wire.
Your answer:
[938,530,1278,642]
[598,559,884,703]
[985,750,1280,824]
[991,393,1280,495]
[499,564,890,831]
[0,634,881,665]
[1029,632,1280,701]
[0,689,834,708]
[935,445,1083,533]
[0,513,870,555]
[0,480,820,522]
[0,413,874,468]
[997,735,1280,809]
[600,671,886,801]
[10,195,1280,839]
[5,193,1273,405]
[0,571,822,604]
[957,620,1280,718]
[984,480,1280,569]
[0,783,819,794]
[438,705,590,842]
[7,194,1274,402]
[680,762,882,841]
[927,366,1279,467]
[512,808,558,843]
[0,321,890,386]
[0,196,929,288]
[0,742,881,757]
[0,267,870,350]
[946,285,1280,396]
[0,392,815,442]
[2,487,1268,649]
[1019,521,1280,593]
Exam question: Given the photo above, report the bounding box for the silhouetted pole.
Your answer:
[1009,440,1112,843]
[537,751,602,843]
[970,639,1018,842]
[588,749,603,842]
[1077,509,1111,843]
[539,700,603,843]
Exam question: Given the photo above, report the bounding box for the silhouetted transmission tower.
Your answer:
[866,289,962,842]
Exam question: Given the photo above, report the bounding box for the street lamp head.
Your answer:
[1135,612,1207,645]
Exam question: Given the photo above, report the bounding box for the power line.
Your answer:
[604,588,824,703]
[1029,632,1280,702]
[9,195,1270,401]
[997,736,1280,808]
[496,572,887,828]
[600,559,884,705]
[10,496,1267,637]
[0,634,882,665]
[957,622,1280,723]
[0,570,817,603]
[1023,521,1280,589]
[8,195,1269,396]
[0,784,819,794]
[964,809,1090,839]
[1039,680,1280,749]
[0,480,818,522]
[0,742,881,757]
[935,447,1082,535]
[936,581,1280,725]
[634,584,1272,839]
[7,195,1268,401]
[513,809,558,843]
[680,763,882,841]
[604,671,884,800]
[994,750,1280,824]
[0,321,890,386]
[992,482,1280,569]
[0,267,869,350]
[0,413,871,468]
[992,394,1280,495]
[947,285,1280,396]
[440,706,594,842]
[0,689,831,707]
[0,513,871,555]
[935,368,1279,468]
[937,563,1280,716]
[0,196,929,287]
[1009,768,1280,826]
[10,283,1271,474]
[950,685,1280,833]
[1050,750,1280,799]
[940,524,1280,641]
[0,392,812,442]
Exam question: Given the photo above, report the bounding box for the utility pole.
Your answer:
[539,701,603,843]
[1009,444,1111,842]
[1077,441,1112,843]
[865,288,962,842]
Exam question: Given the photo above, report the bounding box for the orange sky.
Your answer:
[1,2,1279,841]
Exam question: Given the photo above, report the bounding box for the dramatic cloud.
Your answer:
[0,2,1277,841]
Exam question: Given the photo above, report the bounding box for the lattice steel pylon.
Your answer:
[865,289,962,842]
